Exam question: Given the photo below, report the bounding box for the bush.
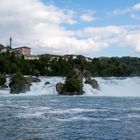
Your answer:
[0,74,6,86]
[9,71,30,94]
[65,77,83,94]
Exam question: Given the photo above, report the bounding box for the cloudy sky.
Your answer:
[0,0,140,57]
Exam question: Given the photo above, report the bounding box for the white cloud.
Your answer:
[0,0,140,56]
[111,3,140,20]
[76,25,140,54]
[0,0,77,53]
[131,14,140,20]
[133,3,140,11]
[111,8,131,16]
[80,12,97,22]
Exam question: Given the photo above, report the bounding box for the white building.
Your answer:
[24,55,39,60]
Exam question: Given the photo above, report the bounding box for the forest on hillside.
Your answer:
[0,51,140,77]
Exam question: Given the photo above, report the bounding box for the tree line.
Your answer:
[0,52,140,77]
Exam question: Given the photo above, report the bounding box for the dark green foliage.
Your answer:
[0,74,6,86]
[64,68,83,94]
[65,77,83,94]
[0,52,140,77]
[56,68,84,95]
[9,71,30,94]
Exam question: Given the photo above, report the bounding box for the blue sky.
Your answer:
[44,0,140,25]
[0,0,140,57]
[42,0,140,57]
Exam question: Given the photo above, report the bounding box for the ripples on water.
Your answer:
[0,95,140,140]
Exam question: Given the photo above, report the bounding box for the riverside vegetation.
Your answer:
[0,51,140,94]
[0,51,140,77]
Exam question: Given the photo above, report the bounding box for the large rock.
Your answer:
[30,76,41,83]
[56,68,84,95]
[56,83,64,94]
[44,81,50,86]
[83,70,99,90]
[83,70,92,83]
[89,79,99,89]
[85,78,99,90]
[1,85,8,89]
[9,72,31,94]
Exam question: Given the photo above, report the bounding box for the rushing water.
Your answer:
[0,95,140,140]
[1,77,140,97]
[0,77,140,139]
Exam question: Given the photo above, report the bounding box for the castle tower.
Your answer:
[10,37,12,48]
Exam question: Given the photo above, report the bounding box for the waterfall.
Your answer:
[0,77,140,97]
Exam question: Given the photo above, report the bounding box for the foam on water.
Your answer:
[56,116,95,122]
[47,108,104,114]
[0,76,140,97]
[16,112,45,118]
[29,77,65,95]
[95,77,140,97]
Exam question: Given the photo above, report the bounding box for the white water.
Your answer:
[95,77,140,97]
[0,77,140,97]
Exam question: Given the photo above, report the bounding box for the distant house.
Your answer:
[85,57,92,62]
[64,54,78,60]
[41,54,62,61]
[0,48,7,53]
[64,54,92,62]
[13,46,40,60]
[48,54,61,61]
[64,54,88,59]
[0,44,13,53]
[13,46,31,56]
[0,44,6,53]
[24,55,39,60]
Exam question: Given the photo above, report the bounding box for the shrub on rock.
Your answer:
[9,72,31,94]
[64,77,83,95]
[56,68,84,95]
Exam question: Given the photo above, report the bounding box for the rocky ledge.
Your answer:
[56,68,99,95]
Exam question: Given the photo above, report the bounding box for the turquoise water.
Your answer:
[0,95,140,140]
